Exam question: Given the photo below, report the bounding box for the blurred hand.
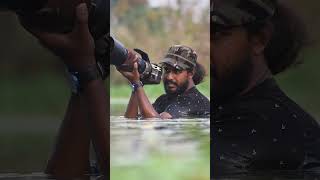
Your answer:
[20,3,95,70]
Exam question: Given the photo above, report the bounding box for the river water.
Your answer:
[110,116,210,180]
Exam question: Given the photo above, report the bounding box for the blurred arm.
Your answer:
[45,94,91,179]
[46,78,109,178]
[83,78,109,177]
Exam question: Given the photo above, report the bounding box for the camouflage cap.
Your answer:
[161,45,197,70]
[211,0,276,26]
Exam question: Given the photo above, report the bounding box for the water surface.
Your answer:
[110,116,210,180]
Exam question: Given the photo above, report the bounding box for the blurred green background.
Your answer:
[0,0,318,175]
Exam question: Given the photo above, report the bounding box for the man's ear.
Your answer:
[187,69,195,79]
[251,22,274,56]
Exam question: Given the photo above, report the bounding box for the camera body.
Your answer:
[0,0,162,84]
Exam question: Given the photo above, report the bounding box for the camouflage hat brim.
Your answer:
[160,57,191,70]
[211,0,275,26]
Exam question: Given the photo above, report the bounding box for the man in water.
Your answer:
[211,0,320,177]
[119,45,210,119]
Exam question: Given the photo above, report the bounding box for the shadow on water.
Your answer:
[110,116,210,180]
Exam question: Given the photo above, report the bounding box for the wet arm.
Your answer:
[125,91,139,118]
[135,87,160,118]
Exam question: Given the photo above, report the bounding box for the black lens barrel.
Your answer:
[110,37,129,66]
[89,0,110,40]
[0,0,47,12]
[110,37,147,73]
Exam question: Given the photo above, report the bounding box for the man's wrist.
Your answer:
[131,79,140,84]
[67,64,102,94]
[130,81,143,92]
[68,56,96,71]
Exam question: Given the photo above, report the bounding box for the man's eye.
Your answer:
[163,68,171,73]
[174,69,183,74]
[213,29,232,38]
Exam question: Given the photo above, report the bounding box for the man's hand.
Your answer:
[117,50,141,83]
[122,49,141,67]
[20,3,95,70]
[119,62,140,83]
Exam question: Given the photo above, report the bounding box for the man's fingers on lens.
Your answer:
[124,50,140,66]
[133,62,138,70]
[129,50,139,63]
[133,53,140,62]
[75,3,89,24]
[132,62,140,79]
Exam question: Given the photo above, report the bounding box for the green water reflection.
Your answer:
[110,114,210,180]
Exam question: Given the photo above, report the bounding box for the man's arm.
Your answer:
[127,85,172,119]
[125,91,139,118]
[135,86,159,118]
[45,94,91,179]
[46,78,109,178]
[118,62,160,119]
[84,79,109,176]
[21,3,109,178]
[119,61,176,119]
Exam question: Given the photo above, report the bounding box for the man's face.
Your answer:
[211,25,254,102]
[162,65,190,95]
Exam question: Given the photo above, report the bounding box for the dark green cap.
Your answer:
[211,0,276,26]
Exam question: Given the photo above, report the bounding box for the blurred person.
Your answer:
[211,0,320,177]
[118,45,210,119]
[20,3,108,179]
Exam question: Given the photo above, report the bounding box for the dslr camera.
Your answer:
[0,0,162,85]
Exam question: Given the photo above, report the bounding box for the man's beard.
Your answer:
[212,56,253,104]
[164,79,189,95]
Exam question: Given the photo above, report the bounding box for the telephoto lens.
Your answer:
[0,0,47,12]
[108,37,163,85]
[94,35,163,84]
